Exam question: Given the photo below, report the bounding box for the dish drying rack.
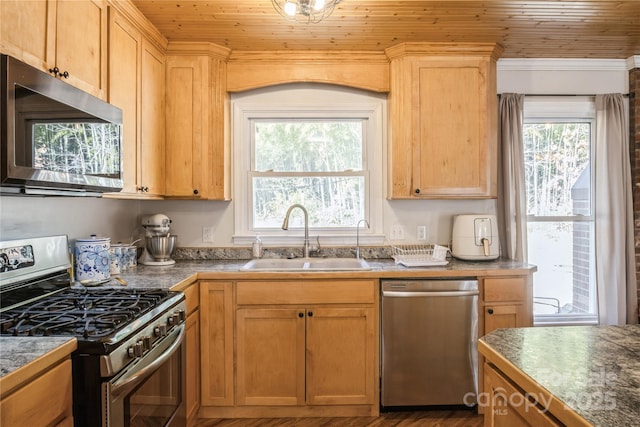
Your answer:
[391,244,450,267]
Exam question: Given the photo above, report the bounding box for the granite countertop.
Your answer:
[0,337,77,395]
[99,257,536,290]
[480,325,640,427]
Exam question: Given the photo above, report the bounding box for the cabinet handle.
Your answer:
[487,308,494,315]
[193,189,199,195]
[414,188,421,194]
[298,312,304,318]
[307,311,313,317]
[48,67,69,79]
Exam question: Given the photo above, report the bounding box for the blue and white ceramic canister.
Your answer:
[75,236,111,282]
[109,244,122,275]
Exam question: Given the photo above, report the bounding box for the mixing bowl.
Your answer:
[145,235,176,261]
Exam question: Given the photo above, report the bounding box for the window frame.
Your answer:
[523,97,598,325]
[231,84,386,246]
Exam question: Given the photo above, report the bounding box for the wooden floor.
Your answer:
[194,409,483,427]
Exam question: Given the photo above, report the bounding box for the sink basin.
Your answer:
[305,258,371,270]
[241,258,371,271]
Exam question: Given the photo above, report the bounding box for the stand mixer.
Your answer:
[138,214,177,266]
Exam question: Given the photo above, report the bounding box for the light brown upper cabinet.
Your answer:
[165,44,231,200]
[0,0,108,99]
[106,7,166,198]
[385,43,503,199]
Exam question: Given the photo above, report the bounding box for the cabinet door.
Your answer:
[200,282,234,406]
[306,307,376,405]
[140,39,166,196]
[165,55,207,198]
[186,310,200,422]
[484,304,526,335]
[411,58,494,197]
[484,364,560,427]
[0,0,54,69]
[236,308,306,406]
[108,11,141,195]
[55,0,107,98]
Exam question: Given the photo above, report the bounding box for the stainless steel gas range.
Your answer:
[0,235,187,427]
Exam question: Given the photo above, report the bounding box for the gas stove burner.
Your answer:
[0,286,181,347]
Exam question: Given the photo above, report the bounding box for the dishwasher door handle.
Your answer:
[382,290,479,297]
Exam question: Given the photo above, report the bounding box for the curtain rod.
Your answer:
[499,93,633,98]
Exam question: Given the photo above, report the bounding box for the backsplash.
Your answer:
[174,245,394,260]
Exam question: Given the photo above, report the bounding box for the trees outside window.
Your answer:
[524,119,597,323]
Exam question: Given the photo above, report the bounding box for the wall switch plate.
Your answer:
[390,224,405,240]
[417,225,427,240]
[202,226,215,243]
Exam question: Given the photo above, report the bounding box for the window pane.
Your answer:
[253,176,365,228]
[524,123,591,216]
[254,121,363,172]
[528,221,596,316]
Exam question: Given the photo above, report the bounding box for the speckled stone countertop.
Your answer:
[0,336,77,396]
[99,257,536,290]
[480,325,640,427]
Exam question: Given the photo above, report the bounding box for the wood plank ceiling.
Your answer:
[130,0,640,58]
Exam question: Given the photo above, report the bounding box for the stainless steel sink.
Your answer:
[241,258,371,271]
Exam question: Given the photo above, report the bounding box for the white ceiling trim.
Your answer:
[497,58,628,72]
[626,56,640,70]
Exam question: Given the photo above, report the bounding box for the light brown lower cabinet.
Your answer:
[0,359,74,427]
[198,279,379,418]
[236,306,375,407]
[484,363,561,427]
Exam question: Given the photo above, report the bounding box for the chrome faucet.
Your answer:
[282,204,310,258]
[356,219,370,259]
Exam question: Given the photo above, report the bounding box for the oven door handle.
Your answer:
[110,323,185,398]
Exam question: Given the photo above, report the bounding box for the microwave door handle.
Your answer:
[110,323,185,398]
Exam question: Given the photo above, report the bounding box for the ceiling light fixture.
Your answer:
[271,0,341,24]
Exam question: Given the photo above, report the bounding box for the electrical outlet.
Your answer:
[417,225,427,241]
[202,226,215,243]
[390,224,405,240]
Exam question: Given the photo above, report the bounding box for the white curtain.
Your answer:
[497,93,528,262]
[594,94,638,325]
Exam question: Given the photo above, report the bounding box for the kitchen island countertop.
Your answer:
[479,325,640,427]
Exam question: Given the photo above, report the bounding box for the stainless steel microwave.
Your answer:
[1,55,123,196]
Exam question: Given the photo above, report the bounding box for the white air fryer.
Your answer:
[451,214,500,261]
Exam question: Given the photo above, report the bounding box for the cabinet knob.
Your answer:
[193,189,199,195]
[307,311,313,317]
[487,308,494,315]
[48,67,69,79]
[414,188,421,194]
[298,312,304,318]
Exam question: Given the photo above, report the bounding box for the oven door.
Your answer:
[103,324,186,427]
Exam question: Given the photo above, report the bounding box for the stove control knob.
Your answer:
[177,310,186,322]
[127,341,144,358]
[171,312,181,325]
[154,324,168,337]
[167,315,175,326]
[142,336,152,351]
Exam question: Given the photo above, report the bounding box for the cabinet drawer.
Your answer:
[183,283,200,315]
[236,280,376,305]
[1,359,73,427]
[484,277,525,302]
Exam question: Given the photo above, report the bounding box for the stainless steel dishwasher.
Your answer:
[381,279,479,408]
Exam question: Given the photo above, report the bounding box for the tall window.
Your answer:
[524,100,597,324]
[232,84,385,246]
